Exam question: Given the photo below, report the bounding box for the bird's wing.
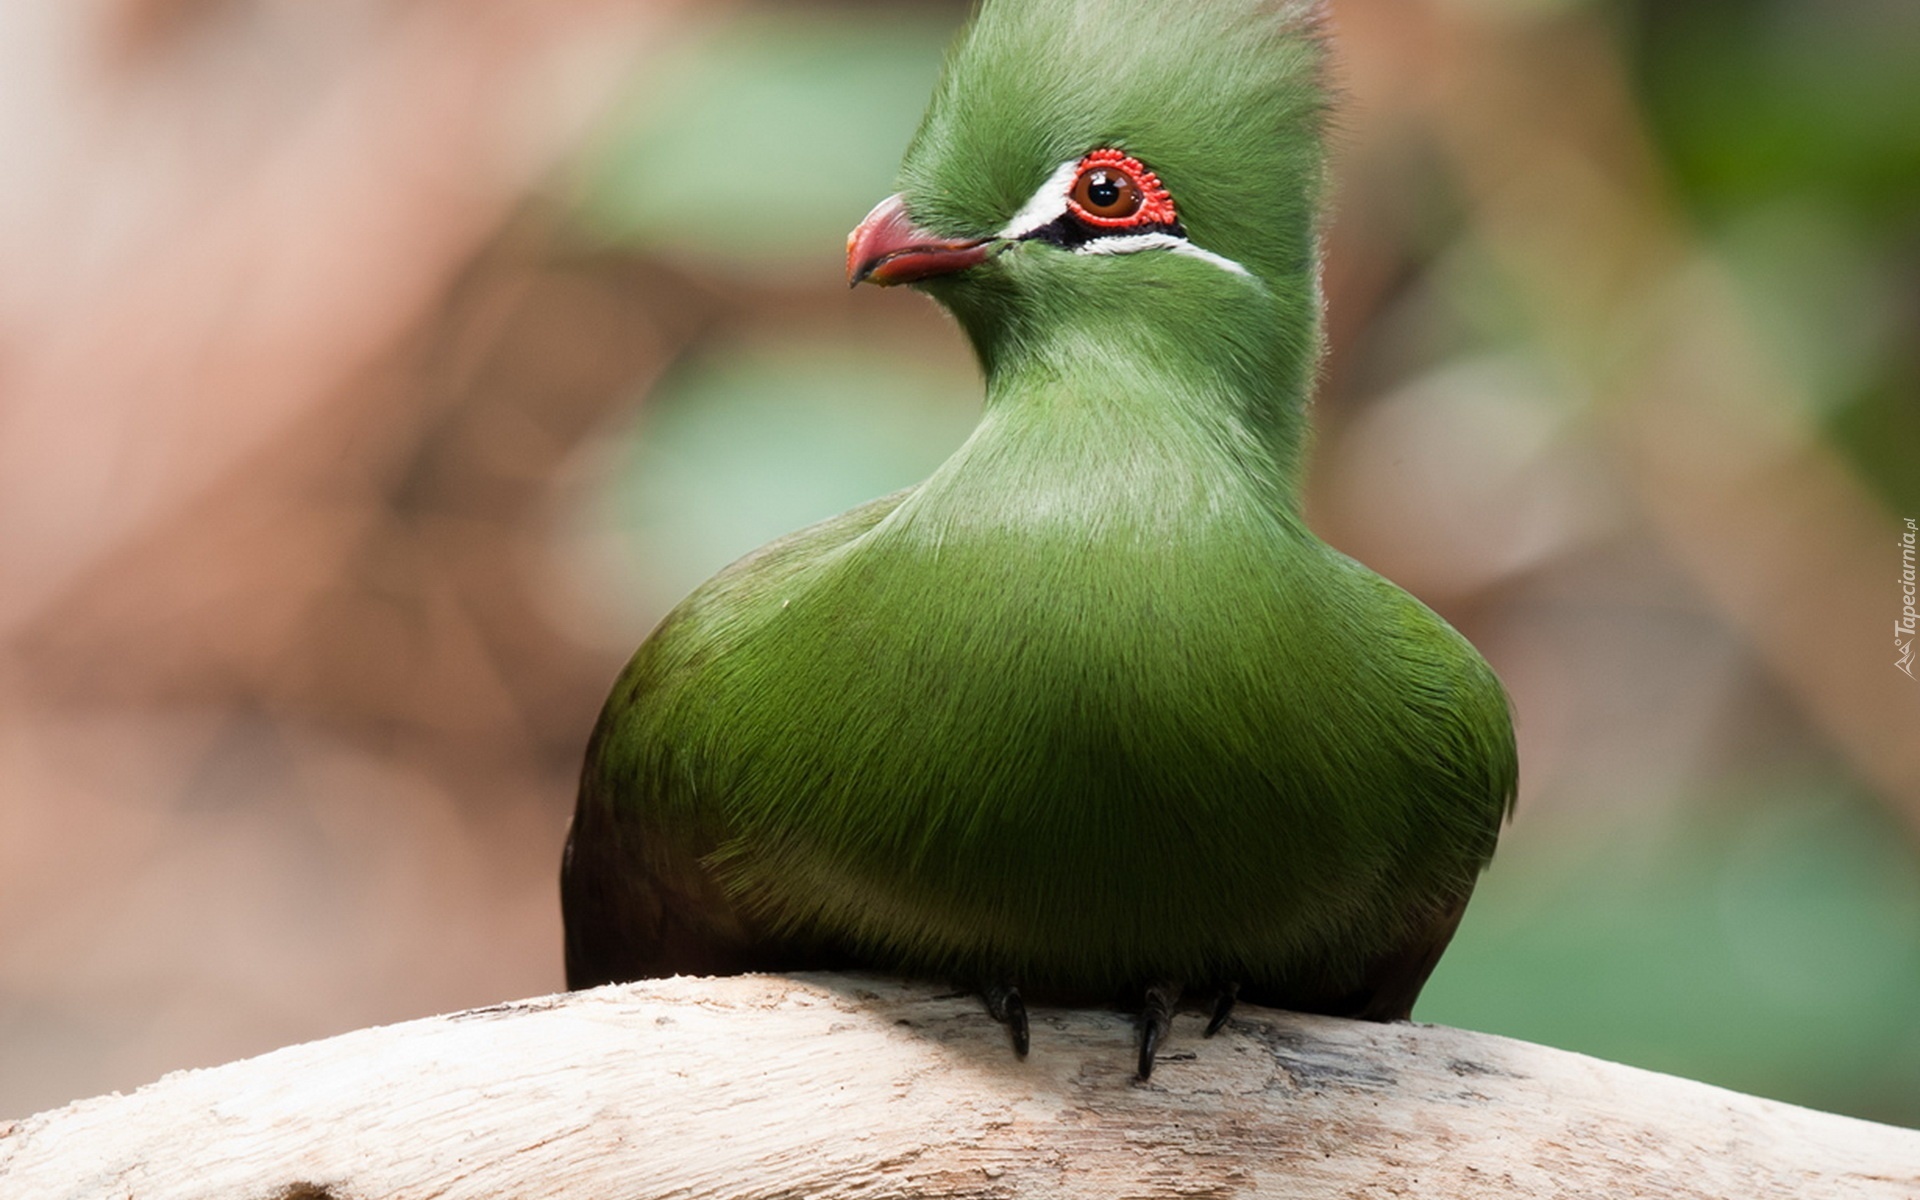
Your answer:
[560,490,911,989]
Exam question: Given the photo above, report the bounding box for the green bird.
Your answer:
[562,0,1516,1077]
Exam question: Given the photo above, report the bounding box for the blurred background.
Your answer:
[1,0,1916,1126]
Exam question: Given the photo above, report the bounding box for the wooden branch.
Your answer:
[3,974,1914,1198]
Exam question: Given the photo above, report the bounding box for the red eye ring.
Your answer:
[1065,149,1178,228]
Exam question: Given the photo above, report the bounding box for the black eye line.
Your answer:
[1020,212,1186,249]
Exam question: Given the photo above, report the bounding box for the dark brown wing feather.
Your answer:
[1244,892,1472,1022]
[560,774,854,989]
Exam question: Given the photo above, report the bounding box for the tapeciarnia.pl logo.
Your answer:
[1899,517,1917,679]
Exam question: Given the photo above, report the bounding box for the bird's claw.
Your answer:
[978,978,1234,1075]
[1137,981,1180,1079]
[1205,981,1239,1038]
[982,982,1029,1058]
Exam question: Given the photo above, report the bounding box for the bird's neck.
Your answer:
[957,298,1318,519]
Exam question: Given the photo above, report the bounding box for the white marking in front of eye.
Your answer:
[997,159,1081,239]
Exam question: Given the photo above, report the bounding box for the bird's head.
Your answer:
[847,0,1330,394]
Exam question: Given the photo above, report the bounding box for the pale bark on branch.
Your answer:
[2,973,1914,1199]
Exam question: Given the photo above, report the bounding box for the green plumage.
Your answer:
[565,0,1515,1029]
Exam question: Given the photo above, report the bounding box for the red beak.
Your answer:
[846,193,991,287]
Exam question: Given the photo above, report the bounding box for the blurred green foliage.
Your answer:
[1422,785,1920,1125]
[1632,0,1920,513]
[573,11,956,272]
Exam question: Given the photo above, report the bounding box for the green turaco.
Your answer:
[563,0,1516,1077]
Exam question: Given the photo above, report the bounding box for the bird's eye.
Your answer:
[1063,149,1178,229]
[1071,168,1140,220]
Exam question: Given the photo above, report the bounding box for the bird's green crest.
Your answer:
[899,0,1331,289]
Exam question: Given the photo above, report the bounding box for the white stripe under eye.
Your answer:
[1075,232,1255,279]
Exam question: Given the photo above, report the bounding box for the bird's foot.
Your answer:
[975,978,1239,1075]
[981,981,1029,1058]
[1136,980,1181,1080]
[1131,980,1240,1078]
[1205,981,1240,1038]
